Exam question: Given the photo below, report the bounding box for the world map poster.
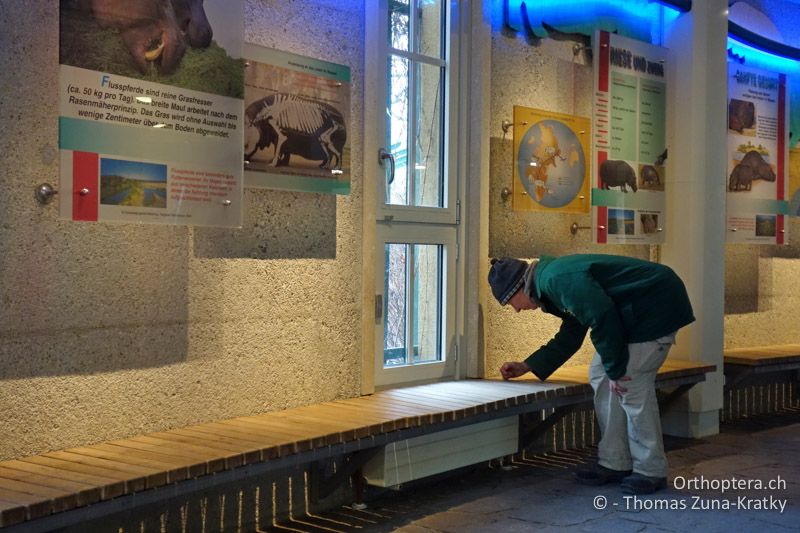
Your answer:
[511,106,591,214]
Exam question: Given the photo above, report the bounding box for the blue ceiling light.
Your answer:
[661,0,691,11]
[727,22,800,74]
[503,0,683,44]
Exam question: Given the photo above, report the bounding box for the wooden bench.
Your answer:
[723,345,800,418]
[724,344,800,392]
[507,359,716,451]
[0,360,714,531]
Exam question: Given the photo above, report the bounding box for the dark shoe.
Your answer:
[621,473,668,495]
[575,463,632,486]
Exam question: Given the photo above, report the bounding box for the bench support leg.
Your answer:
[310,448,382,504]
[723,368,752,395]
[795,370,800,406]
[351,468,367,508]
[519,403,589,452]
[657,383,696,412]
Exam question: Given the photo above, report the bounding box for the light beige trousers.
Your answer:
[589,336,674,478]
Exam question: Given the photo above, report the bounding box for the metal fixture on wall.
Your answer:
[501,187,512,202]
[35,183,57,205]
[501,119,528,140]
[569,222,591,235]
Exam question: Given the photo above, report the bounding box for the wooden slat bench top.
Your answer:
[505,358,717,386]
[724,344,800,366]
[0,362,714,529]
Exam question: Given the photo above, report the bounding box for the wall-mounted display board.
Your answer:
[511,106,590,214]
[58,0,244,227]
[726,64,789,244]
[592,30,668,244]
[243,44,351,195]
[790,148,800,217]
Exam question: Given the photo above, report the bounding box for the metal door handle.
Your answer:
[379,148,395,185]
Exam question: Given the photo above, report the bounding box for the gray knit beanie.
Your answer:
[488,257,528,305]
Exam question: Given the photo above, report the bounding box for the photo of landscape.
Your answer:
[100,158,168,208]
[608,208,635,235]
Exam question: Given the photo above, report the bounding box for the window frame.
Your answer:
[366,0,463,390]
[376,0,459,225]
[373,223,457,387]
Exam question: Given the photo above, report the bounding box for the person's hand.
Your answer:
[609,376,631,396]
[500,361,531,380]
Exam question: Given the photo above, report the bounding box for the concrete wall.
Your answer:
[0,0,365,460]
[484,11,649,376]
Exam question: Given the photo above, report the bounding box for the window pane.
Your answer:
[383,243,443,368]
[416,0,443,58]
[413,244,442,363]
[389,0,410,51]
[387,54,409,205]
[414,62,444,207]
[384,243,408,366]
[386,58,444,208]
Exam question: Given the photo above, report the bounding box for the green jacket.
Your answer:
[524,254,695,381]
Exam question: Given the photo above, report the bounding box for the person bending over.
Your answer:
[488,254,694,495]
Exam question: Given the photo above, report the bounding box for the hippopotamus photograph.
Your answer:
[729,98,756,134]
[70,0,212,74]
[60,1,241,96]
[599,159,638,193]
[728,150,776,191]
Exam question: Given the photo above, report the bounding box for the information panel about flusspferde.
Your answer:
[58,0,244,227]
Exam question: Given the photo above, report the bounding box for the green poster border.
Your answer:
[244,170,350,195]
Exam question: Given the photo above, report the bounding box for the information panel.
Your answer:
[58,0,244,227]
[593,31,668,244]
[726,64,789,244]
[243,44,351,195]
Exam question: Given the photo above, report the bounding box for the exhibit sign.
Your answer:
[58,0,244,227]
[243,44,351,195]
[726,64,789,244]
[511,106,591,214]
[790,148,800,218]
[592,30,668,244]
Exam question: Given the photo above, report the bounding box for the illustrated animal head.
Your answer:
[742,150,776,182]
[243,96,280,158]
[756,162,777,182]
[639,165,660,184]
[655,148,667,166]
[243,121,262,158]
